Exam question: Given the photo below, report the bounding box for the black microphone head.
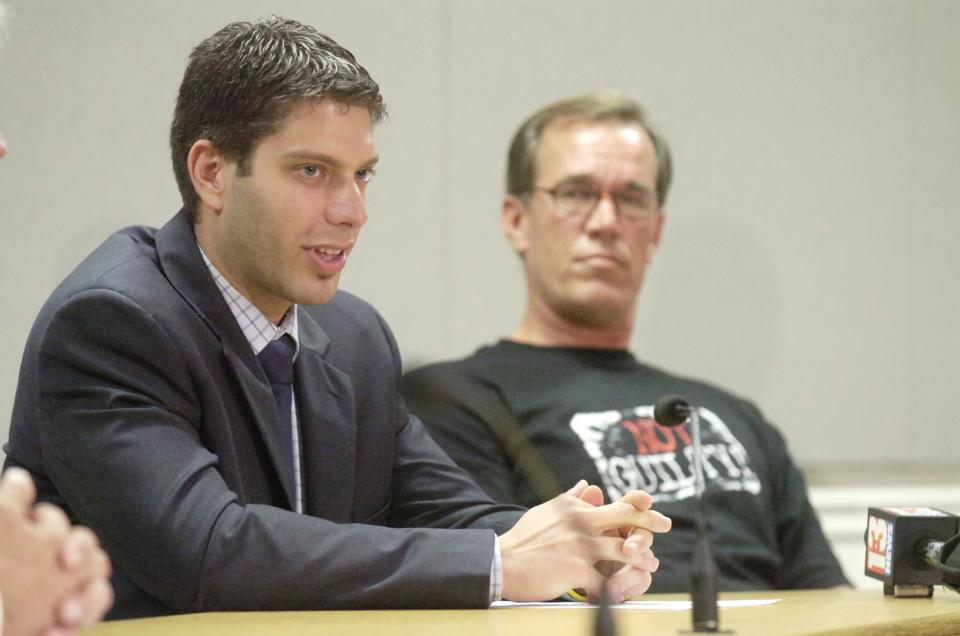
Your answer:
[654,395,692,428]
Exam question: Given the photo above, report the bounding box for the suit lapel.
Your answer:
[221,348,298,507]
[296,308,357,522]
[154,209,297,508]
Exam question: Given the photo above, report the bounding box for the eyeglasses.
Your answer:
[532,182,659,220]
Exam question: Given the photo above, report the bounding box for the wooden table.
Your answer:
[85,588,960,635]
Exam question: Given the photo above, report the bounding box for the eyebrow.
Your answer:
[281,151,380,170]
[557,174,654,193]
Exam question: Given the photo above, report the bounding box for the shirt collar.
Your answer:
[199,246,299,357]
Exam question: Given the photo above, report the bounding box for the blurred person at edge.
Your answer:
[0,6,114,635]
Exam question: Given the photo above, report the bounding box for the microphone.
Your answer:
[922,533,960,594]
[864,507,960,596]
[654,395,719,633]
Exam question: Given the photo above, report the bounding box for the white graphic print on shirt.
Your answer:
[568,405,761,503]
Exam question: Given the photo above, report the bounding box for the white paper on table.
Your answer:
[491,598,781,611]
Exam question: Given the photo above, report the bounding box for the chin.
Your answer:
[292,279,340,307]
[588,288,640,317]
[576,288,633,313]
[559,296,631,327]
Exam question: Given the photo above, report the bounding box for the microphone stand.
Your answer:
[595,579,617,636]
[688,407,719,632]
[654,396,723,633]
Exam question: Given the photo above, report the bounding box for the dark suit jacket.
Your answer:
[5,210,523,618]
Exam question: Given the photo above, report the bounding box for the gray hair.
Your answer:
[170,16,387,220]
[506,90,672,206]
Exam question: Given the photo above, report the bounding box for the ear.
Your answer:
[501,194,530,256]
[647,208,667,264]
[187,139,232,215]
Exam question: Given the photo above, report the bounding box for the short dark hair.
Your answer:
[506,91,672,206]
[170,16,387,220]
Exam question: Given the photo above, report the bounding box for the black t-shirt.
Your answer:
[402,340,848,592]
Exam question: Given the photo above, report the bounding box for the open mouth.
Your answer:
[314,247,343,262]
[305,246,348,273]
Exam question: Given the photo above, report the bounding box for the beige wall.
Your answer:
[1,0,958,470]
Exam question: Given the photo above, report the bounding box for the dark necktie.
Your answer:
[257,334,296,491]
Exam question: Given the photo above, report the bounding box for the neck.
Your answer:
[511,298,633,350]
[196,218,291,325]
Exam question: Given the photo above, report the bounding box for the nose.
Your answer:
[583,191,620,234]
[0,130,7,159]
[327,179,368,228]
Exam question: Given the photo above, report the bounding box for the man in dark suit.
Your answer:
[4,17,671,619]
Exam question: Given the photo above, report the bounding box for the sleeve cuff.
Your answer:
[489,532,502,603]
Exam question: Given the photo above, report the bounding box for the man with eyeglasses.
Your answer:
[402,91,848,593]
